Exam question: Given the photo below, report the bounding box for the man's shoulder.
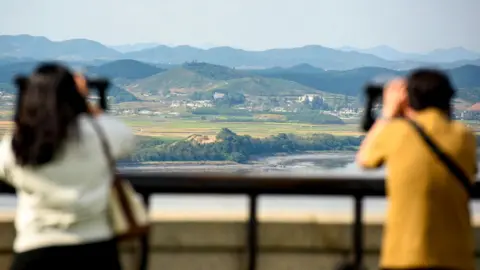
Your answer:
[451,121,476,138]
[380,118,411,135]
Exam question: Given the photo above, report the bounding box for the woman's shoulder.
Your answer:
[0,133,14,165]
[77,113,128,129]
[76,113,135,158]
[0,133,13,151]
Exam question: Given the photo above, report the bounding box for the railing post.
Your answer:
[140,193,151,270]
[353,195,364,270]
[247,194,259,270]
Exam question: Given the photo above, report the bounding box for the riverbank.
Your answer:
[123,151,357,167]
[120,152,363,175]
[121,160,239,167]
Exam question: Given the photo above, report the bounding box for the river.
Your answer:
[1,153,479,219]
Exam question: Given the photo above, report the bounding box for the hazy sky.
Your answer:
[0,0,478,52]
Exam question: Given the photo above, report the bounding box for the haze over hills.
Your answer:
[1,58,480,105]
[1,35,480,71]
[0,35,121,61]
[86,59,165,80]
[90,60,480,104]
[110,43,161,53]
[340,45,480,63]
[123,44,398,70]
[251,64,480,102]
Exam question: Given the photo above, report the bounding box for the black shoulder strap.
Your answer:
[407,119,473,197]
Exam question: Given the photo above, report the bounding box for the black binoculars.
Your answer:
[361,83,386,132]
[86,77,110,110]
[360,74,399,132]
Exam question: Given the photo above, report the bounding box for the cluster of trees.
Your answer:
[126,128,363,164]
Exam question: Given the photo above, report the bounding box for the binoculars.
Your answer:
[360,74,399,132]
[86,77,110,110]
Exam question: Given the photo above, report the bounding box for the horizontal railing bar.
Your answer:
[1,171,479,197]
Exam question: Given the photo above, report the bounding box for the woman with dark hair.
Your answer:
[0,62,134,269]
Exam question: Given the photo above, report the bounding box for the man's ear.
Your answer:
[400,81,409,107]
[401,91,409,107]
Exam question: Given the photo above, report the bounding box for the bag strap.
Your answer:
[88,117,139,228]
[88,117,117,176]
[88,117,145,270]
[406,119,473,197]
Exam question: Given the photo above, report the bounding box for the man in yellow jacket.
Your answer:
[357,69,476,270]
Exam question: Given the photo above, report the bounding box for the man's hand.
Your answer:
[382,78,408,118]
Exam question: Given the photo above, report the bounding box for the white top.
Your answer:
[0,114,135,252]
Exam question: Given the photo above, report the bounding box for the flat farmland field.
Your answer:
[119,116,364,139]
[0,117,363,139]
[1,115,478,140]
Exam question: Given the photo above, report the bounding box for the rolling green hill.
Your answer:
[129,62,327,97]
[87,59,165,80]
[130,67,221,95]
[126,61,480,106]
[250,64,480,103]
[215,77,322,96]
[182,62,248,80]
[250,66,400,97]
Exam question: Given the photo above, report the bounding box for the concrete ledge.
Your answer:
[0,213,479,270]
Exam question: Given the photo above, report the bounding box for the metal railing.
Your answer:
[1,171,479,270]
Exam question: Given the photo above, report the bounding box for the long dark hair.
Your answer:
[12,62,89,166]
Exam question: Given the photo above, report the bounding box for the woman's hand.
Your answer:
[74,73,103,117]
[382,78,408,118]
[74,74,89,97]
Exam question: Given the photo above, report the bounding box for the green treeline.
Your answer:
[123,132,480,164]
[126,128,364,164]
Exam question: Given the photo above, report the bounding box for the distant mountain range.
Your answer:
[0,35,121,61]
[109,43,161,53]
[1,35,479,71]
[339,45,480,63]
